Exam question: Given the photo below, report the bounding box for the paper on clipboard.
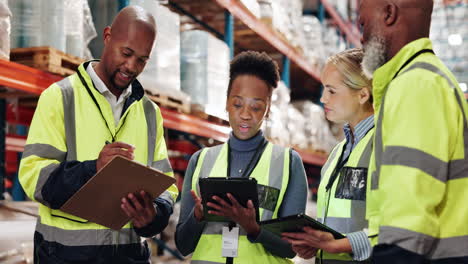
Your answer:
[60,156,175,230]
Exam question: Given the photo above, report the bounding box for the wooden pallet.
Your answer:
[190,104,230,126]
[10,46,84,76]
[147,92,191,114]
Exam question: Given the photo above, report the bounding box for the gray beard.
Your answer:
[362,36,387,79]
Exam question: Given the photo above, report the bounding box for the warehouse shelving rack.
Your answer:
[0,0,366,198]
[166,0,362,99]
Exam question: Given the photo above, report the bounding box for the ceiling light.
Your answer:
[448,34,463,46]
[460,83,467,93]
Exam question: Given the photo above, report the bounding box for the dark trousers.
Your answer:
[373,245,468,264]
[34,231,151,264]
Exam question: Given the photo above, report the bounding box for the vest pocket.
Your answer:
[335,167,367,201]
[51,209,89,223]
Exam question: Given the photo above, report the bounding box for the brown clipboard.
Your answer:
[60,156,176,230]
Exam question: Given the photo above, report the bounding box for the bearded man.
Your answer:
[358,0,468,263]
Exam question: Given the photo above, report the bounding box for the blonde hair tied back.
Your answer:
[326,48,373,103]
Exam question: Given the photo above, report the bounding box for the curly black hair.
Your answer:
[227,51,280,97]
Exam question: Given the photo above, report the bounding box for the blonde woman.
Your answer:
[283,48,374,263]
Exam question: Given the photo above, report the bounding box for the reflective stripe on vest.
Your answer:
[317,129,373,262]
[318,260,372,264]
[143,96,156,166]
[320,145,342,178]
[190,142,292,264]
[372,62,468,259]
[36,217,141,246]
[32,163,60,207]
[378,226,468,260]
[59,77,77,161]
[191,261,225,264]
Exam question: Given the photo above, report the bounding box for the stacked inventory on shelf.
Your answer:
[430,0,468,89]
[162,0,368,155]
[129,0,186,102]
[9,0,96,58]
[10,0,65,51]
[0,0,10,60]
[301,15,325,68]
[264,81,338,154]
[180,30,230,120]
[169,0,321,81]
[0,0,380,167]
[326,0,359,23]
[292,100,338,153]
[255,0,353,69]
[319,0,361,47]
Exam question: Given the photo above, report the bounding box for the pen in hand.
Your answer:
[97,140,136,171]
[104,140,135,154]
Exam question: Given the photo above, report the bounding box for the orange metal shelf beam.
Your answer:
[161,108,327,165]
[320,0,361,48]
[0,59,62,95]
[161,108,231,142]
[295,149,328,166]
[6,135,26,153]
[214,0,321,81]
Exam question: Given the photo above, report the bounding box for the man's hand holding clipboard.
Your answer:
[60,142,175,230]
[97,141,135,171]
[97,141,158,229]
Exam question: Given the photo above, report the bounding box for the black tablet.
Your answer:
[199,177,259,222]
[260,214,345,239]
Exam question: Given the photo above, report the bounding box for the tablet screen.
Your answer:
[199,177,259,222]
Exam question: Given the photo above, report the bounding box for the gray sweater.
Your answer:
[175,131,308,258]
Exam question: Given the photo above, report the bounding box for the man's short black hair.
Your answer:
[227,51,280,97]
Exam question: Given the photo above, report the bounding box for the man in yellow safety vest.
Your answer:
[359,0,468,263]
[19,6,178,263]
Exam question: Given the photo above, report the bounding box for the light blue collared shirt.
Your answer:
[341,115,374,162]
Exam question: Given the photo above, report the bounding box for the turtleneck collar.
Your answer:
[228,130,265,152]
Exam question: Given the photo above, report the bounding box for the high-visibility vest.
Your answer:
[190,142,292,264]
[19,61,178,247]
[367,38,468,260]
[316,128,373,263]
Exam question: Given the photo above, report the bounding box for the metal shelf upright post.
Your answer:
[118,0,129,10]
[0,99,4,199]
[318,1,326,23]
[281,56,290,88]
[224,10,234,59]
